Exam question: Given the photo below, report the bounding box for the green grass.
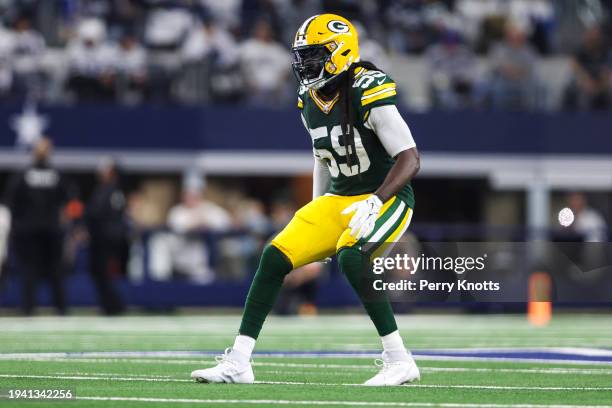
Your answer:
[0,314,611,407]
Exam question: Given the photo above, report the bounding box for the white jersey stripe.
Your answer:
[369,201,406,242]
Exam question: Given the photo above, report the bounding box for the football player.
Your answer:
[191,14,421,386]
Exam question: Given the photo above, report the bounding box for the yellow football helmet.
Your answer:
[291,14,360,90]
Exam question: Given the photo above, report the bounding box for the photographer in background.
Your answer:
[85,158,128,316]
[4,137,76,315]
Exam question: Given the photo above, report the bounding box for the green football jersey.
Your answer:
[298,66,415,207]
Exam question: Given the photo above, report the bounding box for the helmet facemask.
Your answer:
[291,44,335,90]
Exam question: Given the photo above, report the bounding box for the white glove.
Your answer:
[341,195,383,240]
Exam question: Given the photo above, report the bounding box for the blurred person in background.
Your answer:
[143,3,196,102]
[563,25,611,111]
[455,0,505,47]
[488,21,537,110]
[4,137,76,315]
[565,192,608,277]
[85,158,127,315]
[0,23,15,101]
[239,19,291,106]
[143,3,195,50]
[181,13,243,102]
[426,28,480,109]
[10,13,46,100]
[275,0,322,45]
[65,18,117,102]
[353,22,389,71]
[113,31,149,105]
[215,196,270,281]
[165,174,232,284]
[199,0,241,31]
[181,16,239,67]
[240,0,283,39]
[507,0,555,54]
[554,0,608,54]
[384,0,451,54]
[567,192,607,243]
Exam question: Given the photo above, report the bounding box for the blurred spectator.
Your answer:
[275,0,322,45]
[164,175,232,284]
[113,32,149,104]
[567,192,607,243]
[11,14,46,99]
[181,16,242,102]
[488,22,538,109]
[508,0,555,54]
[213,196,269,281]
[181,18,239,67]
[385,0,451,54]
[239,19,291,106]
[199,0,242,30]
[0,24,15,100]
[563,26,611,111]
[426,29,481,109]
[555,0,608,54]
[322,0,375,25]
[354,22,389,71]
[240,0,283,40]
[456,0,505,46]
[0,0,604,110]
[65,18,117,102]
[144,5,194,50]
[86,158,128,315]
[4,137,76,315]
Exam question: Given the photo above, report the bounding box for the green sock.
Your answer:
[337,247,398,336]
[239,244,293,339]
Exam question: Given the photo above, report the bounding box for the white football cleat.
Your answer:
[363,351,420,386]
[191,348,254,384]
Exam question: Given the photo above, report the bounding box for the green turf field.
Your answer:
[0,314,611,407]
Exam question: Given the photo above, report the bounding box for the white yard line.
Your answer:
[52,371,174,378]
[50,361,612,376]
[1,373,611,392]
[254,363,612,375]
[73,396,612,408]
[0,373,191,382]
[2,355,612,367]
[3,348,612,358]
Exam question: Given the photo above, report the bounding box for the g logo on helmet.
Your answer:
[327,20,349,34]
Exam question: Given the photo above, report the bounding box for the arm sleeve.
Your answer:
[366,105,416,158]
[312,154,331,199]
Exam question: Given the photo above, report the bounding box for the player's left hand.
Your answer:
[342,195,383,240]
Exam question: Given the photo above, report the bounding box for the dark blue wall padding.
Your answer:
[1,106,611,154]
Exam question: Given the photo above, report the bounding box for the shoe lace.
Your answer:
[215,348,237,368]
[214,348,251,374]
[215,347,238,373]
[374,353,403,374]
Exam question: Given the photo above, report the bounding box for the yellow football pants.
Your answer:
[272,193,413,269]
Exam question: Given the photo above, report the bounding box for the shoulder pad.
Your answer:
[352,68,397,108]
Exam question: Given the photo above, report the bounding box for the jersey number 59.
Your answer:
[310,125,371,177]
